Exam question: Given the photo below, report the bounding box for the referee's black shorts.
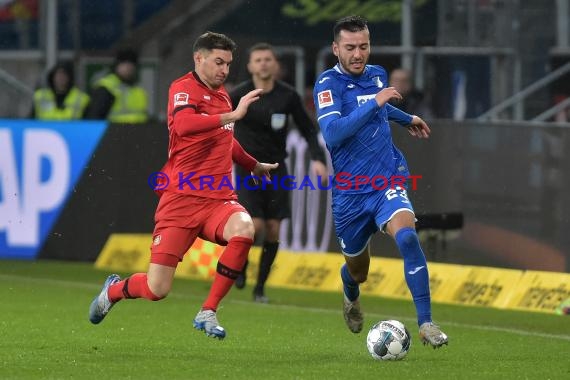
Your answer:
[235,163,291,220]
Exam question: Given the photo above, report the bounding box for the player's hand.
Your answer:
[375,87,402,107]
[407,115,430,139]
[233,89,263,120]
[251,162,279,183]
[311,160,329,185]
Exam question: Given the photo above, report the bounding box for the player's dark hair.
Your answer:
[248,42,277,60]
[333,15,368,41]
[193,31,237,53]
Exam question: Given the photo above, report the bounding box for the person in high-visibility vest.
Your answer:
[84,49,149,123]
[31,62,90,120]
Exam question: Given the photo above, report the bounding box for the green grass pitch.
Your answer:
[1,260,569,379]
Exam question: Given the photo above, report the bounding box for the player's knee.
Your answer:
[231,220,255,239]
[147,281,170,300]
[225,212,255,240]
[395,227,420,250]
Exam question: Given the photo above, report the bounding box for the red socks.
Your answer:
[108,273,162,302]
[107,236,253,310]
[202,236,253,311]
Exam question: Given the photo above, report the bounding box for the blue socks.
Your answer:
[395,227,432,326]
[340,264,359,302]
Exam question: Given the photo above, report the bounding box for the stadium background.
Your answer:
[1,0,570,314]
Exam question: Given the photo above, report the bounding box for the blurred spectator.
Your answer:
[31,61,89,120]
[389,68,434,119]
[84,49,148,123]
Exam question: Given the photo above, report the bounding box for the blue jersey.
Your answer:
[313,64,413,195]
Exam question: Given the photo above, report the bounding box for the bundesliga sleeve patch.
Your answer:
[173,92,189,106]
[317,90,334,108]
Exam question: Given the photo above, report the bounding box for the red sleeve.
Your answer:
[168,80,222,136]
[173,108,222,136]
[232,138,257,171]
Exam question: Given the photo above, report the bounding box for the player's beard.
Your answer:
[340,56,366,76]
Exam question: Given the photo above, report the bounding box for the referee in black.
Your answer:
[230,43,328,303]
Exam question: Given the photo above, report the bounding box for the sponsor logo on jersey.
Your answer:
[221,122,234,131]
[374,76,383,88]
[174,92,189,106]
[356,94,376,106]
[318,76,330,84]
[317,90,334,108]
[203,95,211,100]
[347,83,355,88]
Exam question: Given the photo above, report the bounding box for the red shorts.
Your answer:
[150,192,247,267]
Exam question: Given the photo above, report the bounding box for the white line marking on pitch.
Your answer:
[2,273,569,342]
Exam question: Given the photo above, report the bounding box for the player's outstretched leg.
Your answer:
[89,274,121,324]
[193,309,226,339]
[341,264,363,333]
[419,322,449,348]
[196,236,253,339]
[394,226,449,348]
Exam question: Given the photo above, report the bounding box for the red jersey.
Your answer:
[159,72,256,199]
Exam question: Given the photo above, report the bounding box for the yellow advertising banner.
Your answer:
[447,266,523,309]
[267,251,345,292]
[506,271,570,313]
[361,257,406,299]
[95,234,150,273]
[95,234,568,314]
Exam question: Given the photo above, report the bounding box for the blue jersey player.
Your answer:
[313,16,448,348]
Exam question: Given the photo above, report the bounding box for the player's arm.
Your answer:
[232,137,257,171]
[385,103,430,139]
[171,87,262,136]
[314,80,380,147]
[289,91,327,164]
[386,103,413,126]
[233,137,279,180]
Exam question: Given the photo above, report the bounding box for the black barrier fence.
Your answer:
[40,121,570,272]
[388,120,570,272]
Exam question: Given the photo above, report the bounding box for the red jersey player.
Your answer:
[89,32,278,339]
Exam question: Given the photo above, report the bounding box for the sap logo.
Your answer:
[0,120,107,259]
[356,94,376,106]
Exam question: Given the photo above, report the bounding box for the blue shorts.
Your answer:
[332,186,414,256]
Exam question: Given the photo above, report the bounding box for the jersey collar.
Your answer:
[334,63,368,78]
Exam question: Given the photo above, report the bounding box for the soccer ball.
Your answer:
[366,320,411,360]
